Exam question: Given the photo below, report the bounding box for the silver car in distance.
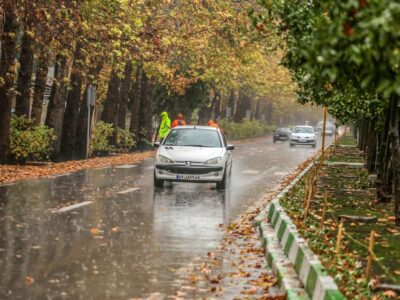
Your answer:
[289,125,317,148]
[153,126,234,190]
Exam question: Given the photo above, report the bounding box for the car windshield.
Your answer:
[276,128,290,132]
[164,128,222,148]
[293,127,314,134]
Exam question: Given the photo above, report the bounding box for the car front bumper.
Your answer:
[274,135,289,140]
[290,139,316,144]
[155,164,225,182]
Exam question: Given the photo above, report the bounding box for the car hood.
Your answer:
[158,146,224,163]
[291,133,315,138]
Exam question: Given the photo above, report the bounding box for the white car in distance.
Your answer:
[290,126,317,148]
[153,126,234,190]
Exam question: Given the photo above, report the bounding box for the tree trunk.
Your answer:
[389,95,400,226]
[101,69,121,126]
[0,6,18,164]
[366,119,376,172]
[61,42,85,161]
[254,101,262,121]
[129,66,142,147]
[31,50,50,125]
[198,100,213,125]
[74,84,90,160]
[75,61,104,159]
[137,72,154,150]
[212,90,221,121]
[228,90,236,119]
[118,61,133,129]
[15,16,36,117]
[45,54,70,160]
[234,91,250,122]
[376,118,392,203]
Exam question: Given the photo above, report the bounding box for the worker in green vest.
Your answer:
[158,111,171,143]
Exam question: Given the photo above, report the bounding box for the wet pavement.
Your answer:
[0,136,331,299]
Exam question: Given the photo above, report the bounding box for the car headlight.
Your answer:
[157,155,174,164]
[204,157,222,165]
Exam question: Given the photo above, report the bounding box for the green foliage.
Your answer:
[219,119,275,141]
[257,0,400,125]
[10,115,56,163]
[90,122,136,156]
[116,128,136,152]
[90,121,115,156]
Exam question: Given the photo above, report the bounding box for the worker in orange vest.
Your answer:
[208,119,225,134]
[208,120,218,128]
[171,113,187,128]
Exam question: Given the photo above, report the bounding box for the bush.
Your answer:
[219,119,275,141]
[90,121,115,156]
[10,115,56,163]
[116,128,136,152]
[90,122,136,156]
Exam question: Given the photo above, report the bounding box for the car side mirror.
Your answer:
[154,142,160,148]
[226,144,235,151]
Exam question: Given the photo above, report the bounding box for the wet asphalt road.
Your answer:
[0,135,332,299]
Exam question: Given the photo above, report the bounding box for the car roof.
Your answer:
[172,125,218,131]
[294,125,313,128]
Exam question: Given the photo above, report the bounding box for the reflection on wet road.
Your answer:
[0,136,331,299]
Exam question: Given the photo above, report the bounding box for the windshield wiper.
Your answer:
[184,144,212,147]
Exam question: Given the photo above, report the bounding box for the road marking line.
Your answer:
[241,170,260,175]
[115,164,138,169]
[52,201,93,213]
[117,188,140,194]
[274,171,289,176]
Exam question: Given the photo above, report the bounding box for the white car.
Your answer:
[290,126,317,147]
[153,126,234,189]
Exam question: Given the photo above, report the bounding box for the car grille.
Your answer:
[156,165,223,174]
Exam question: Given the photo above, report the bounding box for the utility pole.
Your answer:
[321,107,327,164]
[86,85,96,159]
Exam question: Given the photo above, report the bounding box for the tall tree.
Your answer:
[61,41,86,160]
[45,54,70,160]
[15,6,35,117]
[129,66,142,146]
[118,61,133,129]
[0,3,19,164]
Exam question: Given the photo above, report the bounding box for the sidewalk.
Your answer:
[0,151,155,184]
[273,136,399,298]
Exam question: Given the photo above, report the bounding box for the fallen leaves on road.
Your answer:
[24,276,34,285]
[168,158,317,299]
[0,151,155,184]
[90,227,101,235]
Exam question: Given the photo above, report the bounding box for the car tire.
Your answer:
[290,143,294,147]
[216,171,227,190]
[273,138,276,143]
[154,171,164,188]
[312,143,316,148]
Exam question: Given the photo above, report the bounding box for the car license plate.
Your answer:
[176,174,201,180]
[299,139,306,143]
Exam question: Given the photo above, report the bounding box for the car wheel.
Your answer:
[312,143,316,148]
[216,171,227,190]
[290,143,294,147]
[273,138,276,143]
[154,171,164,188]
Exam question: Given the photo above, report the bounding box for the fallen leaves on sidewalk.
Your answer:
[0,151,155,184]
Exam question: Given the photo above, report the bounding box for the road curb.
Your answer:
[254,160,346,300]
